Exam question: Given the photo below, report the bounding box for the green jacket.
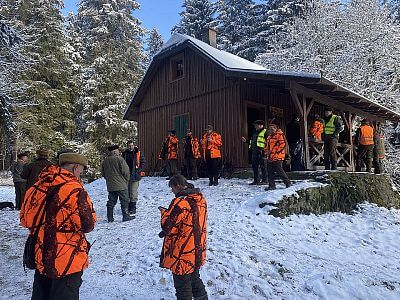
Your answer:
[101,155,130,192]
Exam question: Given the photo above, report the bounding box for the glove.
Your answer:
[140,171,145,177]
[158,231,166,238]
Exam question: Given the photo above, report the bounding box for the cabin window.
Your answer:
[173,114,189,141]
[170,53,184,81]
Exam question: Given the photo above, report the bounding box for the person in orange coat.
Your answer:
[159,175,208,300]
[355,119,375,172]
[264,123,291,190]
[183,128,201,180]
[20,152,96,300]
[201,125,222,186]
[309,114,325,141]
[160,130,179,179]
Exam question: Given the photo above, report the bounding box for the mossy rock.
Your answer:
[268,172,400,218]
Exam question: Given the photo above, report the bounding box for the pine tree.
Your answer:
[73,0,145,166]
[216,0,255,58]
[173,0,215,39]
[145,28,164,66]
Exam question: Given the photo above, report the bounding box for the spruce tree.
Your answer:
[73,0,145,160]
[145,28,164,66]
[6,0,76,152]
[173,0,215,39]
[216,0,255,58]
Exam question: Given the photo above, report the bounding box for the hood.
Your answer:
[175,187,202,200]
[36,165,80,188]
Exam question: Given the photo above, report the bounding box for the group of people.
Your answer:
[12,144,207,300]
[159,124,222,186]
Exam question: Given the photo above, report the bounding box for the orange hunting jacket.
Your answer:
[160,188,207,275]
[266,129,286,162]
[20,165,96,279]
[160,135,179,160]
[201,132,222,159]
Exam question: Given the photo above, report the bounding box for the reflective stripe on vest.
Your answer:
[324,115,336,135]
[359,125,374,145]
[249,129,267,149]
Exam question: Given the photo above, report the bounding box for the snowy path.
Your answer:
[1,177,400,299]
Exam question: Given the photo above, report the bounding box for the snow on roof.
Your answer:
[159,33,321,79]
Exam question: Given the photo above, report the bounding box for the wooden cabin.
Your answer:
[124,32,400,174]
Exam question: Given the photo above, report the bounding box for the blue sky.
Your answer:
[62,0,184,40]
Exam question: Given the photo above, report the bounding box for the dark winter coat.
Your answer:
[101,154,130,192]
[11,160,26,183]
[20,158,52,189]
[122,148,146,182]
[286,119,301,144]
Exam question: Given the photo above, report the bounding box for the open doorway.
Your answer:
[246,103,266,164]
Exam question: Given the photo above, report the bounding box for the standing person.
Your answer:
[21,147,52,189]
[20,152,96,300]
[122,140,146,215]
[373,125,385,174]
[201,125,222,186]
[102,145,134,222]
[309,114,325,141]
[160,130,179,179]
[264,123,291,191]
[159,175,208,300]
[286,115,305,171]
[183,129,201,180]
[355,119,375,172]
[323,107,344,170]
[11,152,28,210]
[241,120,268,185]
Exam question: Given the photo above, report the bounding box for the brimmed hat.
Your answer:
[108,145,119,152]
[205,124,213,131]
[253,120,265,126]
[36,147,48,157]
[59,153,88,168]
[324,107,333,112]
[168,130,176,135]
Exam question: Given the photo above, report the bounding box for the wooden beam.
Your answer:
[306,99,315,118]
[289,89,304,116]
[288,81,385,123]
[302,95,310,169]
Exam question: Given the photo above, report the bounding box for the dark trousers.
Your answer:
[172,269,207,300]
[185,158,198,179]
[324,136,338,170]
[374,158,383,174]
[32,270,82,300]
[106,190,130,209]
[166,159,178,178]
[251,150,266,182]
[206,157,221,184]
[356,145,374,172]
[267,161,291,188]
[14,181,26,210]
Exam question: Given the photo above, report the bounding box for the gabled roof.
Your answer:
[124,33,400,123]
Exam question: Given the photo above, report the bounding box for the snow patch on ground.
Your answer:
[1,177,400,299]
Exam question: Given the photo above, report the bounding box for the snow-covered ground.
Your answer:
[1,177,400,299]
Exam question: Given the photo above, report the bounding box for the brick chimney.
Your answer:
[202,28,217,48]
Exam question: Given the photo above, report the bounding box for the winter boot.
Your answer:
[265,186,276,191]
[128,202,137,215]
[193,295,208,300]
[122,206,135,222]
[213,177,218,186]
[107,207,114,223]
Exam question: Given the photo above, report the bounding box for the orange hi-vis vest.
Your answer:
[359,125,374,145]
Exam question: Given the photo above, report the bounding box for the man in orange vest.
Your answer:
[123,140,146,215]
[183,129,201,180]
[355,119,375,172]
[21,152,96,299]
[159,175,208,300]
[160,130,179,179]
[264,123,291,191]
[201,125,222,186]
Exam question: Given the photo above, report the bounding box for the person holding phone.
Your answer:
[158,175,208,300]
